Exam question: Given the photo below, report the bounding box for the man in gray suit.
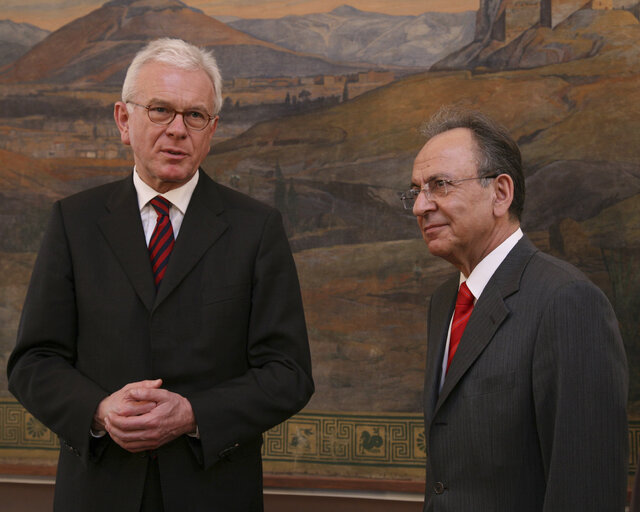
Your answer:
[401,107,628,511]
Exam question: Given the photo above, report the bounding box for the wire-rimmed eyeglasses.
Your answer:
[399,174,500,210]
[127,101,215,131]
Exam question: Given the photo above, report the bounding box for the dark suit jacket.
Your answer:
[7,170,314,512]
[423,236,628,511]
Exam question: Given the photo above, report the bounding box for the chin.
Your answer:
[425,240,451,260]
[158,166,195,182]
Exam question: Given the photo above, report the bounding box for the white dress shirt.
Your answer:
[439,228,524,390]
[91,169,200,438]
[133,168,199,245]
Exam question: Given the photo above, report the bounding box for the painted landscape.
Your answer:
[1,0,640,481]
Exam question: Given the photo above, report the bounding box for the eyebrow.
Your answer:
[147,98,211,113]
[411,173,450,188]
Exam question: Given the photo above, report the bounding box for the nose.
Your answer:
[165,112,188,138]
[412,189,436,216]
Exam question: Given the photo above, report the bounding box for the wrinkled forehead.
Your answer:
[136,61,215,108]
[412,128,479,182]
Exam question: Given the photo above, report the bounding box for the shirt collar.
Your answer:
[133,167,199,214]
[461,227,523,300]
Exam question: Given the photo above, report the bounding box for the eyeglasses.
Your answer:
[399,174,499,210]
[127,102,214,131]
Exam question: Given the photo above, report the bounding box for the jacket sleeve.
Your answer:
[533,279,628,511]
[7,201,109,465]
[186,208,314,469]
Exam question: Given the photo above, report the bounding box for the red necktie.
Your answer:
[148,196,175,287]
[446,282,474,373]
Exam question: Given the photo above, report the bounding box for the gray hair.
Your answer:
[421,106,525,220]
[122,38,223,115]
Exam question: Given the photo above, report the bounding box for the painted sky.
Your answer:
[4,0,480,31]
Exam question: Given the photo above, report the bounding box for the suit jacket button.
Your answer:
[218,442,240,460]
[434,482,446,494]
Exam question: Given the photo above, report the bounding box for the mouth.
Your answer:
[162,148,188,158]
[422,223,446,237]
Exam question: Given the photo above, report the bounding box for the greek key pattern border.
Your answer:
[628,420,640,473]
[0,400,59,450]
[2,401,639,474]
[262,412,426,468]
[0,400,427,468]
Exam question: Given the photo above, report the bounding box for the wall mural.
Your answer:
[1,0,639,488]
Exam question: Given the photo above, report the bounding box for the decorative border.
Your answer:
[1,400,639,478]
[263,412,425,469]
[0,400,58,452]
[629,420,640,473]
[0,399,426,476]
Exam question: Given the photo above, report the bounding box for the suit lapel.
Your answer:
[98,176,156,311]
[434,236,539,415]
[154,172,229,307]
[424,277,457,420]
[436,286,510,410]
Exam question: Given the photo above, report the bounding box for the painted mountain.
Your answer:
[203,7,640,410]
[0,0,380,86]
[0,19,49,68]
[1,1,640,416]
[227,5,476,68]
[435,0,640,69]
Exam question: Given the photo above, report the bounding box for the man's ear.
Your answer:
[493,173,514,218]
[205,115,219,150]
[114,102,131,146]
[210,116,219,138]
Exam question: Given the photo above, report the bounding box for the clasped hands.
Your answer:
[92,379,197,453]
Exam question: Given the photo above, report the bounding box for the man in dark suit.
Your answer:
[7,38,313,512]
[401,107,628,511]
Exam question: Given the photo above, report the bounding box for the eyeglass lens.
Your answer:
[401,181,448,209]
[148,106,210,130]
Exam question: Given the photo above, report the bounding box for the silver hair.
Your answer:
[122,38,223,115]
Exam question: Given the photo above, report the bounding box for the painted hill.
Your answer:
[0,148,58,196]
[478,8,639,70]
[0,0,374,85]
[0,19,49,68]
[434,3,640,70]
[0,149,60,253]
[205,9,640,250]
[201,7,640,409]
[228,5,476,69]
[1,2,639,414]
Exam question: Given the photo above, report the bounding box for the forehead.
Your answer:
[135,61,215,108]
[412,128,478,181]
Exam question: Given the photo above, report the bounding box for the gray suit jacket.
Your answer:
[423,236,628,511]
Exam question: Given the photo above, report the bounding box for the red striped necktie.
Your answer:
[446,282,474,373]
[148,196,175,287]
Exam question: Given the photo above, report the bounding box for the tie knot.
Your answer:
[150,196,171,217]
[457,282,474,306]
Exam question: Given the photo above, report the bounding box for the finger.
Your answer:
[129,387,169,403]
[108,426,156,444]
[107,411,157,433]
[107,421,167,450]
[121,379,163,393]
[115,400,157,417]
[140,379,163,389]
[110,436,160,453]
